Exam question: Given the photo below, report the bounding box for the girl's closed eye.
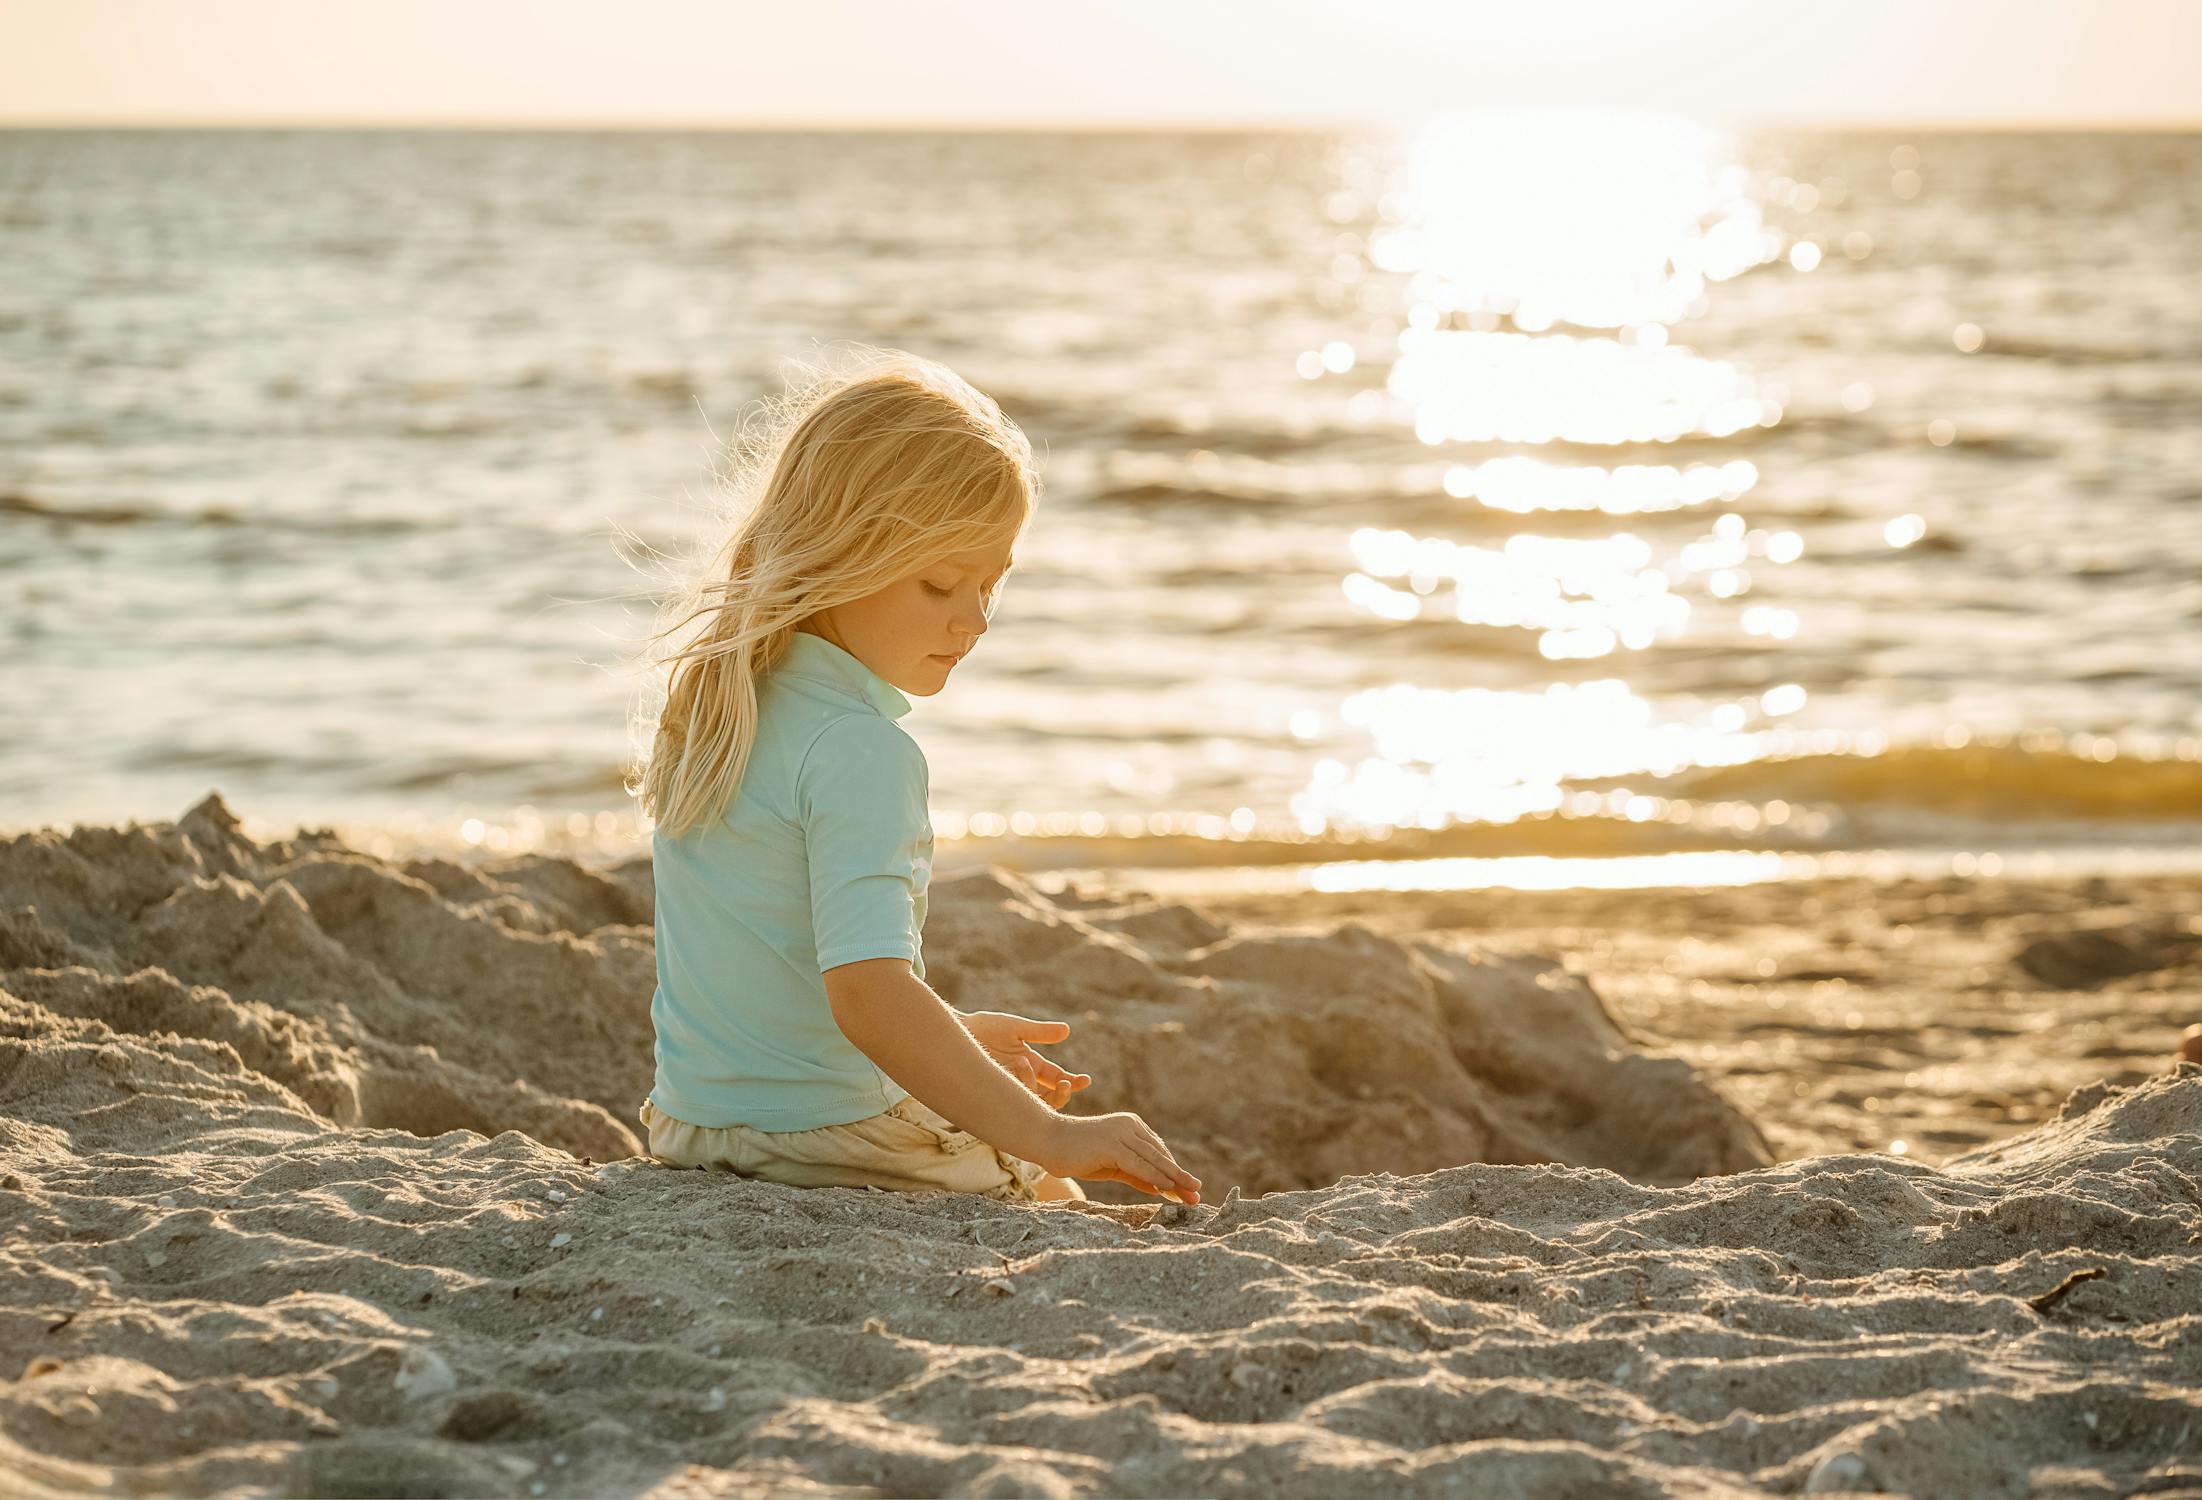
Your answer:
[925,578,1005,609]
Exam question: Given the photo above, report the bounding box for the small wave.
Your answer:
[1978,334,2163,365]
[1091,479,1306,511]
[932,742,2202,881]
[624,369,699,401]
[1117,412,1349,458]
[398,414,514,441]
[1380,493,1870,533]
[1108,409,1887,468]
[1935,429,2062,462]
[521,763,634,799]
[2,492,175,528]
[368,754,554,794]
[1,490,452,537]
[1658,742,2202,821]
[1086,476,1867,532]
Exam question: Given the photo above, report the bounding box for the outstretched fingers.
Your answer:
[1128,1139,1201,1205]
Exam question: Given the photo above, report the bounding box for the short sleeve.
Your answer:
[798,714,931,974]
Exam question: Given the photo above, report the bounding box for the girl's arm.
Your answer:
[826,957,1059,1158]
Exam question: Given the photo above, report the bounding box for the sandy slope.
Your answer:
[2,797,2197,1497]
[1164,865,2202,1167]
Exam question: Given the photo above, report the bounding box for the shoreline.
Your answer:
[15,795,2202,887]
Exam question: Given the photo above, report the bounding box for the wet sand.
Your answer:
[1159,867,2202,1167]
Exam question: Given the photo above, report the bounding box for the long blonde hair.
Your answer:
[626,346,1038,840]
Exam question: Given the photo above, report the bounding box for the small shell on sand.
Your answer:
[392,1347,455,1401]
[1805,1452,1871,1493]
[54,1394,100,1428]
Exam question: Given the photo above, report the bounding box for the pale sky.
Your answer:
[3,0,2198,129]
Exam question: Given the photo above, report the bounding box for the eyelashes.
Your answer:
[924,581,1004,605]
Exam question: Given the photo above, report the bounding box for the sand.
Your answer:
[3,795,2198,1497]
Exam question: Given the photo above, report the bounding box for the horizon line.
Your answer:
[4,113,2201,134]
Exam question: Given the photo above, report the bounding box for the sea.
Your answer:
[4,118,2199,893]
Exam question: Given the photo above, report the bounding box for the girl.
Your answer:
[627,347,1201,1207]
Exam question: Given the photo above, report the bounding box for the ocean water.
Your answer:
[3,120,2199,886]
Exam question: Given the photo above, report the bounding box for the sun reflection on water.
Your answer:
[1393,329,1777,446]
[1288,676,1817,836]
[1447,455,1758,515]
[1300,107,1821,843]
[1371,108,1781,329]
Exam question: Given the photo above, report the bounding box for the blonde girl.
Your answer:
[627,346,1200,1207]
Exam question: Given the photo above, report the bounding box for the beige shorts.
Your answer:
[638,1094,1056,1204]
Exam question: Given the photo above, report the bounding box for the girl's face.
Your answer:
[803,538,1016,697]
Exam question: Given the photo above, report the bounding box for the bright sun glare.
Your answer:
[1292,108,1828,861]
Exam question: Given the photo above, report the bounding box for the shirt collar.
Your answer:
[776,630,913,720]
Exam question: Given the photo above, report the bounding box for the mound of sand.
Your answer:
[3,799,2199,1496]
[0,796,659,1164]
[0,794,1768,1197]
[3,992,2196,1494]
[934,872,1771,1191]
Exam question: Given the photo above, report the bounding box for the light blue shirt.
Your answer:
[646,629,929,1131]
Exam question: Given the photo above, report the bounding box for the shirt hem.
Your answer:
[814,943,918,973]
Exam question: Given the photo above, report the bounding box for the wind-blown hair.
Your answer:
[625,346,1038,840]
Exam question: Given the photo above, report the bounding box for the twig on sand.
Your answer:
[2026,1266,2105,1315]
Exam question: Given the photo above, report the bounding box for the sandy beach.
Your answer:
[4,794,2198,1497]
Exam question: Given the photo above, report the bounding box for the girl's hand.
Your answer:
[959,1010,1092,1111]
[1033,1111,1201,1204]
